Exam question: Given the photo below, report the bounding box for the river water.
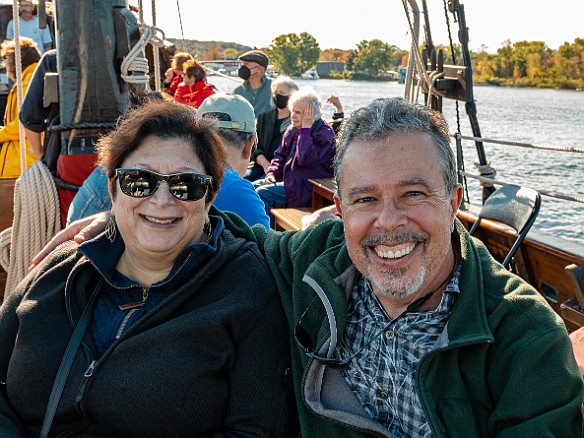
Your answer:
[208,76,584,246]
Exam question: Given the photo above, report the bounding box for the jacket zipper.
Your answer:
[73,252,196,413]
[116,287,149,339]
[75,360,97,405]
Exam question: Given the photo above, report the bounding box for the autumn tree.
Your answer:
[222,48,239,59]
[320,48,350,62]
[392,49,409,68]
[205,44,221,61]
[352,39,394,76]
[268,32,320,76]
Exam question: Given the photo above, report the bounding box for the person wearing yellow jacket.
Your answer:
[0,37,41,178]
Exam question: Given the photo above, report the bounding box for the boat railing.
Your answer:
[453,134,584,205]
[456,134,584,155]
[460,172,584,205]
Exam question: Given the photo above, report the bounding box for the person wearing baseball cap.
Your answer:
[233,50,275,117]
[197,94,270,228]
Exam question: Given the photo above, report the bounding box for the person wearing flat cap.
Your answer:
[233,50,275,117]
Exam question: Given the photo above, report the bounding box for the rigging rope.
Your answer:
[0,161,60,298]
[401,0,427,103]
[151,0,161,91]
[176,0,187,52]
[456,134,584,154]
[459,171,584,204]
[12,0,27,175]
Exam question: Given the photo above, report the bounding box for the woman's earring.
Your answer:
[451,222,455,233]
[105,215,117,242]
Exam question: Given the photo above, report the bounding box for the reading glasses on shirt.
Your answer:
[115,168,212,202]
[294,290,437,368]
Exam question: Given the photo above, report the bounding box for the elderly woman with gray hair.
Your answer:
[255,87,336,218]
[245,75,299,182]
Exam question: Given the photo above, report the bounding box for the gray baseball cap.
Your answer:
[197,93,256,134]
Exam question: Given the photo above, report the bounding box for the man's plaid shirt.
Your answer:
[338,266,461,438]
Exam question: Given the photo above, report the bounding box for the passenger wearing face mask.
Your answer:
[233,50,275,117]
[245,76,299,182]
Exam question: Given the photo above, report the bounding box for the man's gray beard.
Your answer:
[367,264,426,299]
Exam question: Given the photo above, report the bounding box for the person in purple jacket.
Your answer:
[255,87,336,221]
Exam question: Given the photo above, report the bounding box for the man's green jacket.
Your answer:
[218,208,584,437]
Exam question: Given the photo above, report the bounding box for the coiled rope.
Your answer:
[0,161,60,298]
[459,171,584,204]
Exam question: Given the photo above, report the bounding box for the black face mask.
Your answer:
[274,94,290,109]
[237,65,251,80]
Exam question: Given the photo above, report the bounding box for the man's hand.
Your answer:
[255,154,271,174]
[301,205,340,230]
[301,103,316,129]
[164,68,174,82]
[261,175,276,185]
[29,212,110,270]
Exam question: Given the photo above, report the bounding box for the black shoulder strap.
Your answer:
[39,281,101,438]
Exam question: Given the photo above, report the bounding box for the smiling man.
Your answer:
[222,98,583,437]
[33,98,583,437]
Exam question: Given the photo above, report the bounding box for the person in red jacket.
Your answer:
[162,52,193,96]
[174,59,216,108]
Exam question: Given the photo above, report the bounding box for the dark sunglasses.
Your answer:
[294,289,437,368]
[115,168,212,202]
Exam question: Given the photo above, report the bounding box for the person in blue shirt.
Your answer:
[68,94,269,229]
[6,0,52,54]
[197,93,270,229]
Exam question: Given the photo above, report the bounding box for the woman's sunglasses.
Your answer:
[115,168,212,202]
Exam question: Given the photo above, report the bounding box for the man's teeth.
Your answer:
[144,216,176,224]
[374,243,416,259]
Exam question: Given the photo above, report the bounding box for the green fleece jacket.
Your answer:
[217,207,584,438]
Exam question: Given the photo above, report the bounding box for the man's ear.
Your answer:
[333,194,343,218]
[450,184,463,221]
[243,134,256,161]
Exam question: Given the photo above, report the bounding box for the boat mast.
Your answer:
[447,0,495,201]
[48,0,144,155]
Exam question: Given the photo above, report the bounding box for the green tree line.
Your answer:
[168,34,584,89]
[472,39,584,89]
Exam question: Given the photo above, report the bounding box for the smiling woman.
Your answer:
[0,100,298,437]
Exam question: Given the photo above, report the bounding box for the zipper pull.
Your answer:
[84,360,97,377]
[76,360,97,404]
[119,287,149,311]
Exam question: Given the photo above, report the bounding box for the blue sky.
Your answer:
[139,0,583,53]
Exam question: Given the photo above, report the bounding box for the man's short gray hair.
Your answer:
[288,87,322,119]
[216,128,254,149]
[334,98,456,197]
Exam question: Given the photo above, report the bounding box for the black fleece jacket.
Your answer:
[0,229,297,437]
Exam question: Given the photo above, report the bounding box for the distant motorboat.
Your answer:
[301,68,320,80]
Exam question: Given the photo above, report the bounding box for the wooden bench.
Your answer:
[271,207,313,231]
[271,179,337,232]
[308,178,336,209]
